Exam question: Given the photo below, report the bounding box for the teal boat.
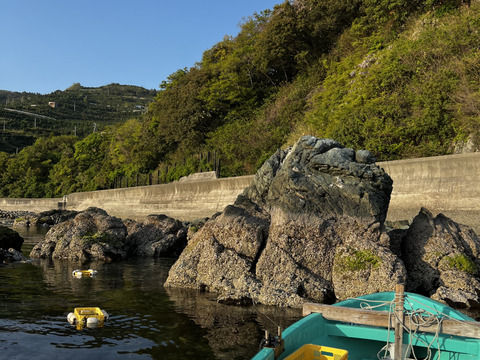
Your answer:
[252,285,480,360]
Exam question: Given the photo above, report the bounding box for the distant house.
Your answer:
[133,105,144,113]
[48,102,56,108]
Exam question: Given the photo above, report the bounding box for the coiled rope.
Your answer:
[345,295,476,360]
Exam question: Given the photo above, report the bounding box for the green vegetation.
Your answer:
[336,248,381,271]
[445,254,477,274]
[0,0,479,198]
[0,83,156,153]
[81,232,117,246]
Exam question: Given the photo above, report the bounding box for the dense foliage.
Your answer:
[1,0,479,198]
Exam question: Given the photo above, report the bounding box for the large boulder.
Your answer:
[0,225,26,264]
[165,136,403,307]
[29,208,190,262]
[125,214,188,257]
[30,207,128,262]
[0,225,24,251]
[402,208,480,308]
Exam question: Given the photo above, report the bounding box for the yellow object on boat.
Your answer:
[72,269,97,277]
[67,307,109,330]
[285,344,348,360]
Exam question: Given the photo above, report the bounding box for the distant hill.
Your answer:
[0,83,156,153]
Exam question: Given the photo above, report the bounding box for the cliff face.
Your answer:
[165,136,404,306]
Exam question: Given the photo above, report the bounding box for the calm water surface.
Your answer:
[0,226,302,360]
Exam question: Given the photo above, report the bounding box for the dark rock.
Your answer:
[125,214,188,257]
[35,209,79,226]
[243,136,392,222]
[0,225,24,251]
[0,248,26,263]
[403,208,480,308]
[0,210,32,221]
[165,136,401,307]
[11,209,78,227]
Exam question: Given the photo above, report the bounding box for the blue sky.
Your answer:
[0,0,280,94]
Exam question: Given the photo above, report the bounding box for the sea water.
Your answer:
[0,226,302,360]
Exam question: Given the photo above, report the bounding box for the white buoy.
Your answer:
[101,309,109,320]
[86,317,99,328]
[67,312,77,325]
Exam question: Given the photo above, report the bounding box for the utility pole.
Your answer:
[3,121,5,131]
[73,101,76,112]
[74,126,76,136]
[34,117,37,128]
[93,123,97,133]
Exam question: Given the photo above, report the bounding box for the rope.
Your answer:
[250,292,281,329]
[345,295,452,360]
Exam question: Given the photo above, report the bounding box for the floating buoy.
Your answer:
[67,312,77,325]
[67,307,108,330]
[72,269,97,277]
[86,317,99,328]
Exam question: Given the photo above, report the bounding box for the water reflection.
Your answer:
[1,226,303,359]
[166,287,301,360]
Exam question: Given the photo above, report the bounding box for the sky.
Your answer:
[0,0,280,94]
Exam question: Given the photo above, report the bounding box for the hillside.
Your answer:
[0,83,156,153]
[0,0,479,198]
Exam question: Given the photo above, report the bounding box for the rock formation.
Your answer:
[0,225,26,263]
[13,209,78,227]
[30,207,188,262]
[30,207,128,262]
[402,208,480,308]
[0,225,24,251]
[165,136,405,307]
[124,214,188,257]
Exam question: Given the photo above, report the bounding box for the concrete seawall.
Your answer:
[1,153,479,231]
[66,175,254,221]
[378,152,480,232]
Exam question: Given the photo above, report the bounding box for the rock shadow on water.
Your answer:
[164,286,302,360]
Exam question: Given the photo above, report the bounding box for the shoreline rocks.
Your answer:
[165,136,403,307]
[3,136,480,309]
[401,208,480,308]
[0,225,26,264]
[29,207,189,262]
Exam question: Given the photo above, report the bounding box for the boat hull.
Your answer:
[252,292,480,360]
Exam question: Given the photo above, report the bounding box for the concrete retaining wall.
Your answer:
[0,197,64,213]
[378,152,480,232]
[1,153,479,230]
[66,175,254,221]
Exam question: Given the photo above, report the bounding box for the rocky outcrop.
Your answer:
[13,209,78,227]
[165,136,404,307]
[0,225,26,264]
[125,215,188,257]
[0,225,24,251]
[29,207,189,262]
[0,248,26,263]
[402,208,480,308]
[30,207,127,262]
[0,210,33,222]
